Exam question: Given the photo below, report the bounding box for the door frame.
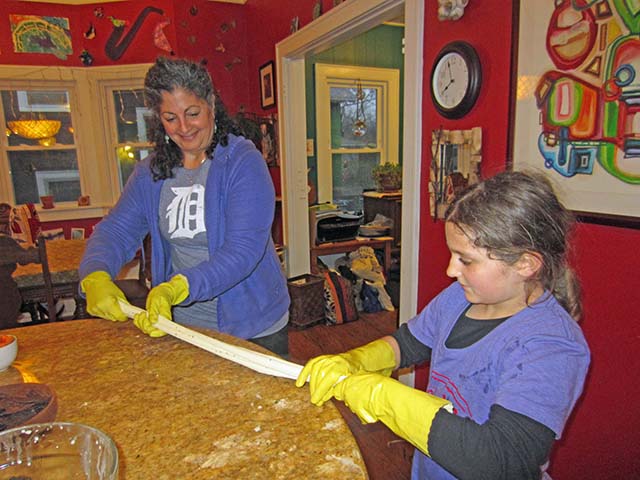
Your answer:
[275,0,424,325]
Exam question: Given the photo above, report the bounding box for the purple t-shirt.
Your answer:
[408,282,590,480]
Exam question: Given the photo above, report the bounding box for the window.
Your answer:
[106,88,152,190]
[315,64,400,212]
[0,64,151,221]
[2,88,79,204]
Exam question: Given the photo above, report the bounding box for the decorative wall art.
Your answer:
[235,112,279,167]
[430,127,482,220]
[513,1,639,226]
[10,15,72,60]
[259,61,276,109]
[104,6,164,61]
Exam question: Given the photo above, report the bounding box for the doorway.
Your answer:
[276,0,424,326]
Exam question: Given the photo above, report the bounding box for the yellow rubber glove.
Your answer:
[295,339,397,406]
[334,372,453,457]
[80,271,130,322]
[133,274,189,338]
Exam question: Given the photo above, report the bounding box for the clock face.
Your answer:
[430,41,482,119]
[433,52,470,109]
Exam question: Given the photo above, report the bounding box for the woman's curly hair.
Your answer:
[144,56,241,180]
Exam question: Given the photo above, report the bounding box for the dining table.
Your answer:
[0,319,368,479]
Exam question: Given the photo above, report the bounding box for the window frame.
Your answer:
[314,63,400,204]
[0,64,152,221]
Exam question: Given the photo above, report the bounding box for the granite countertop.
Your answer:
[1,320,367,479]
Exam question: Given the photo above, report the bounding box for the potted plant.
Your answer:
[372,162,402,192]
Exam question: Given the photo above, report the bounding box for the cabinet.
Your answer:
[362,191,402,248]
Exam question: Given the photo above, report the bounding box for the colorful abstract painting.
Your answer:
[514,1,639,220]
[10,14,72,60]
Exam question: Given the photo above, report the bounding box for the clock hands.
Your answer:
[441,60,455,94]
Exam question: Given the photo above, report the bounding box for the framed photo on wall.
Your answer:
[512,1,639,228]
[259,61,276,109]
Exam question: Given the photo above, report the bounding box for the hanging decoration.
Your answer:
[104,6,164,61]
[352,80,367,137]
[117,90,136,125]
[290,17,300,33]
[153,19,174,55]
[94,7,104,19]
[224,57,242,72]
[10,15,72,60]
[84,23,96,40]
[313,0,323,20]
[189,5,198,16]
[79,49,94,66]
[438,0,469,21]
[220,20,236,33]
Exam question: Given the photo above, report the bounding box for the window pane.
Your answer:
[115,146,150,189]
[112,89,151,143]
[332,152,380,212]
[9,150,80,204]
[330,86,377,149]
[3,90,75,147]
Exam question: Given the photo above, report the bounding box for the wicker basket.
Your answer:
[287,274,325,327]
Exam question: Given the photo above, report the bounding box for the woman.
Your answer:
[79,57,290,356]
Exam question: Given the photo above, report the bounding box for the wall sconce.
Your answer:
[438,0,469,21]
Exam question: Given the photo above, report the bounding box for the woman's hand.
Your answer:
[133,274,189,338]
[80,271,130,322]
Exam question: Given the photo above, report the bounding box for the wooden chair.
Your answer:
[0,235,57,329]
[113,235,151,309]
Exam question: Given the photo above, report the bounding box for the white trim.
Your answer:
[276,0,423,327]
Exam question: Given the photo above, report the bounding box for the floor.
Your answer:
[288,309,414,480]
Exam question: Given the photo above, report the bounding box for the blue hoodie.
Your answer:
[80,135,290,339]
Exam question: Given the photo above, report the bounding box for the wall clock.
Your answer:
[430,41,482,119]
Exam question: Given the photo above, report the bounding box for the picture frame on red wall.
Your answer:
[259,61,276,109]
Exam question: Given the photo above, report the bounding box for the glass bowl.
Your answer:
[0,422,118,479]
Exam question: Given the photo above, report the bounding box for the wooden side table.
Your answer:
[362,191,402,248]
[310,236,393,274]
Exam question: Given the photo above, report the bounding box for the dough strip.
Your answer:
[119,301,303,381]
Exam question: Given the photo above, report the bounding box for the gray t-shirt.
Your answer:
[158,160,288,337]
[159,160,218,330]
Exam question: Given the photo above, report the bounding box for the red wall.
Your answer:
[0,0,176,66]
[416,1,640,478]
[0,0,248,113]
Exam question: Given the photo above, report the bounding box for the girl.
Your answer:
[296,171,590,479]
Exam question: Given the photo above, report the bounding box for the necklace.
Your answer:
[181,158,208,185]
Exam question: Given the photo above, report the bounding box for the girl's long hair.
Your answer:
[444,171,582,320]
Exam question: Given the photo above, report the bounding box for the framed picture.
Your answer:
[259,61,276,109]
[511,1,639,228]
[258,115,278,166]
[70,227,85,240]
